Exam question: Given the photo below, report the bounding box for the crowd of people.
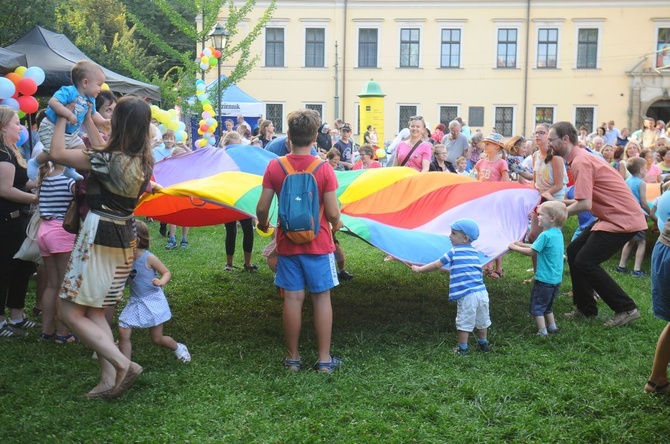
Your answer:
[3,57,670,397]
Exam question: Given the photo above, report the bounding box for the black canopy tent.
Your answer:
[6,26,160,101]
[0,47,28,74]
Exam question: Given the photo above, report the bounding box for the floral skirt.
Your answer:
[60,212,135,308]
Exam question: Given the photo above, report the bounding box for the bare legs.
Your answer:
[283,289,333,363]
[646,324,670,394]
[118,324,178,360]
[40,253,71,339]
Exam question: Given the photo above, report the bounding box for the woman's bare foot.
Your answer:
[107,362,143,399]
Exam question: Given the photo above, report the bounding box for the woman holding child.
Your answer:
[50,96,158,399]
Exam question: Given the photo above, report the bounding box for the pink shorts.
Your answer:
[38,218,76,257]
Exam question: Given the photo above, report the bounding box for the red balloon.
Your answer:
[17,78,38,96]
[5,72,21,86]
[213,50,221,59]
[17,95,39,114]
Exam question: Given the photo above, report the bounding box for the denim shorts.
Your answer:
[652,241,670,322]
[529,280,560,317]
[275,253,338,293]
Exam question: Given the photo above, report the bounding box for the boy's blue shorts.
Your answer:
[275,253,339,293]
[529,280,560,317]
[652,241,670,322]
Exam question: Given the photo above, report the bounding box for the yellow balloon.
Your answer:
[256,226,275,237]
[376,148,386,159]
[168,109,178,119]
[14,66,27,76]
[203,104,213,112]
[168,120,179,131]
[101,83,110,91]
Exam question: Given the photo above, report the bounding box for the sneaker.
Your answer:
[165,240,177,250]
[477,341,490,353]
[174,343,191,363]
[180,240,189,249]
[604,309,640,327]
[615,266,629,274]
[9,316,41,330]
[535,331,549,337]
[338,270,354,281]
[631,270,646,278]
[453,346,469,355]
[0,323,27,338]
[314,355,342,373]
[548,327,560,335]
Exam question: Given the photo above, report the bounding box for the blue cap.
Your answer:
[450,218,480,242]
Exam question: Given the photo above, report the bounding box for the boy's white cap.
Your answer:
[450,218,480,241]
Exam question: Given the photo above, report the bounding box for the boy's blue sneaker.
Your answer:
[615,266,629,274]
[180,240,189,249]
[453,346,469,355]
[63,166,84,181]
[477,341,490,353]
[631,270,646,278]
[165,240,177,250]
[27,157,41,180]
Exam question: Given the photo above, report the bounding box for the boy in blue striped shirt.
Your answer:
[412,219,490,355]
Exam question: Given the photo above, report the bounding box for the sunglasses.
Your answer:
[409,115,424,121]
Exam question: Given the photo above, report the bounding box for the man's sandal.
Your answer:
[645,380,670,394]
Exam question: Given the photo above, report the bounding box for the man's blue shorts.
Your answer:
[275,253,339,293]
[652,241,670,322]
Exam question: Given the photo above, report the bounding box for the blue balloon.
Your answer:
[0,77,15,100]
[1,97,20,111]
[23,66,46,86]
[17,126,29,146]
[657,190,670,231]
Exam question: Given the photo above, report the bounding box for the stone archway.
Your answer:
[645,98,670,124]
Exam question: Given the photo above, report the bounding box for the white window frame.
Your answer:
[354,19,383,69]
[493,19,523,69]
[533,19,563,69]
[265,102,285,134]
[573,105,598,134]
[436,20,466,69]
[573,19,604,70]
[653,19,670,69]
[396,19,425,69]
[492,105,517,137]
[263,19,289,68]
[533,105,557,125]
[301,19,329,69]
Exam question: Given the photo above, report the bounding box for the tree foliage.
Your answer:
[0,0,59,46]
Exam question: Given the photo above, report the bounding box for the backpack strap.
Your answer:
[277,156,325,175]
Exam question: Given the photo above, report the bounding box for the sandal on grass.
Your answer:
[314,355,342,373]
[645,380,670,395]
[40,333,55,340]
[55,334,78,345]
[243,264,259,272]
[283,358,301,372]
[224,265,237,272]
[488,271,503,279]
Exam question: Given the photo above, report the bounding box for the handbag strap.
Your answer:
[400,140,423,167]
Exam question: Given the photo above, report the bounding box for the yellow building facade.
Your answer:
[212,0,670,141]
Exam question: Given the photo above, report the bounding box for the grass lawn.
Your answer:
[2,220,669,443]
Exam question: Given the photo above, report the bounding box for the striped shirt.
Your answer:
[39,174,75,220]
[439,244,487,301]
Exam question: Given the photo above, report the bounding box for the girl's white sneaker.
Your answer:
[174,343,191,363]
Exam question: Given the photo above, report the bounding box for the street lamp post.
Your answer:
[208,23,229,143]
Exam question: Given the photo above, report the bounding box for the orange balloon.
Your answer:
[5,72,21,86]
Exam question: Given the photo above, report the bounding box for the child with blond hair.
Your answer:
[509,201,568,336]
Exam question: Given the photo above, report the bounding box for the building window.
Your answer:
[576,28,598,69]
[497,28,517,68]
[494,107,514,137]
[440,29,461,68]
[399,105,418,132]
[575,107,595,133]
[440,106,458,126]
[265,103,284,133]
[358,28,378,68]
[400,28,420,68]
[265,28,285,67]
[469,107,484,128]
[657,28,670,68]
[535,107,554,125]
[305,28,325,67]
[537,28,558,68]
[304,104,323,119]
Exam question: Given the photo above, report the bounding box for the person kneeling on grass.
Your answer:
[412,219,491,355]
[118,221,190,364]
[508,201,568,337]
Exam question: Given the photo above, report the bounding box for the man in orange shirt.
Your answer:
[549,121,646,327]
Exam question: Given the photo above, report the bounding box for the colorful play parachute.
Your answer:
[136,147,540,266]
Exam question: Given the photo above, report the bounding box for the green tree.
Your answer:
[0,0,59,46]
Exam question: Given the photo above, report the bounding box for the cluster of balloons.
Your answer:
[0,66,45,117]
[194,79,218,148]
[197,46,222,72]
[150,105,188,143]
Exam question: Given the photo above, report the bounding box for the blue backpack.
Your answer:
[277,156,325,244]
